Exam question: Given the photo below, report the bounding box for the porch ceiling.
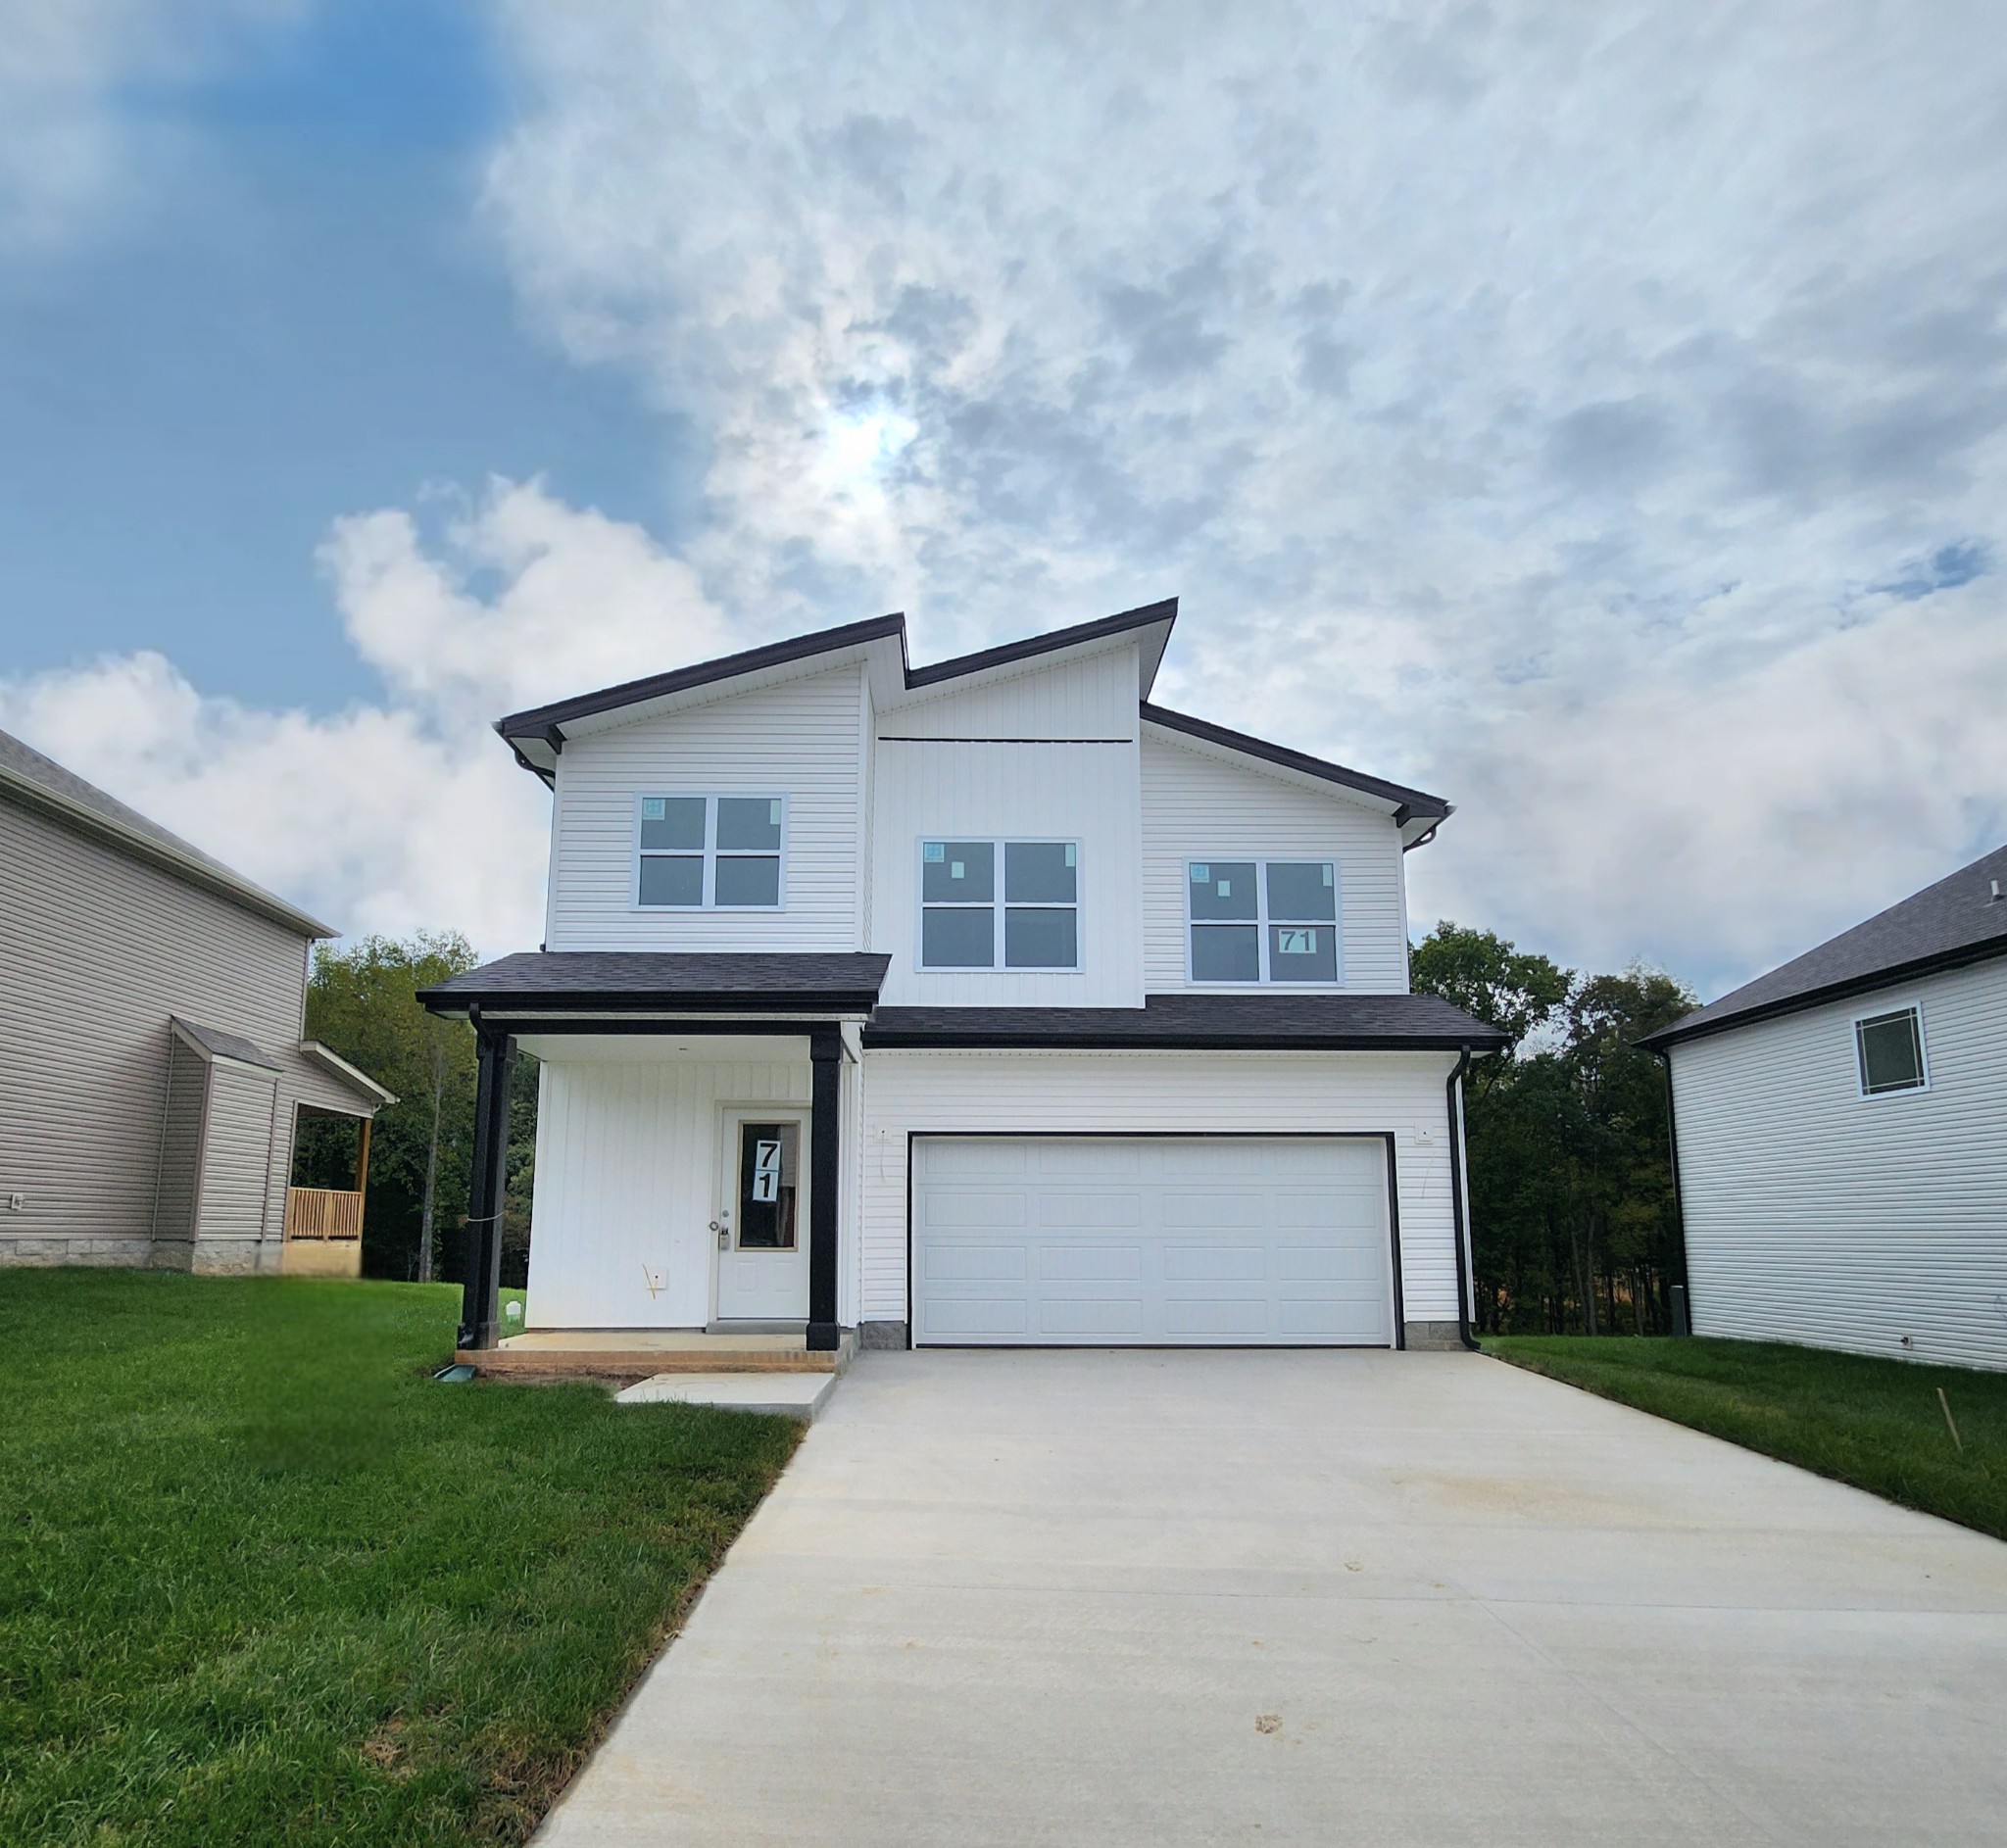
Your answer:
[514,1032,813,1063]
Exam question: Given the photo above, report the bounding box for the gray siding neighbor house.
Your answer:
[0,728,393,1277]
[1642,844,2007,1372]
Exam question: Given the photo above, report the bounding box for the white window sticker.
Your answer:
[1322,864,1334,886]
[1191,863,1209,883]
[1217,879,1231,897]
[1064,844,1076,866]
[952,861,965,879]
[751,1139,782,1203]
[769,799,783,825]
[642,798,666,821]
[1279,929,1317,954]
[924,842,945,861]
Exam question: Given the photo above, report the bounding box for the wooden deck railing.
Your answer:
[285,1187,365,1240]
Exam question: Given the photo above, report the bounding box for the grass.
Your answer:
[0,1270,800,1847]
[1488,1335,2007,1540]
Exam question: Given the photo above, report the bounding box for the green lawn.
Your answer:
[1488,1335,2007,1540]
[0,1270,800,1847]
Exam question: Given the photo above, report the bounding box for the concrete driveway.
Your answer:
[540,1350,2007,1846]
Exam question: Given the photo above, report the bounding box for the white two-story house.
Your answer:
[422,601,1503,1357]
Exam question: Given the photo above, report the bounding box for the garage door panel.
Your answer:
[1038,1244,1143,1280]
[913,1137,1394,1347]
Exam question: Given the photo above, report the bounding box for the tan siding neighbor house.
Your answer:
[0,729,392,1276]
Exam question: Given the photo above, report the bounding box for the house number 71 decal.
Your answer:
[751,1140,783,1202]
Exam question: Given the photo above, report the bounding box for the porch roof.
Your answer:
[863,992,1509,1051]
[418,950,891,1018]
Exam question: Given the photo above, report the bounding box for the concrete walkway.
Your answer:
[539,1350,2007,1846]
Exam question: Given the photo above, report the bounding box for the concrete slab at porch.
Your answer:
[459,1328,857,1379]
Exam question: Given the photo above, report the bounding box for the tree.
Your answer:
[306,933,480,1283]
[1412,924,1695,1336]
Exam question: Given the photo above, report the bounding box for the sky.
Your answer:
[1,1,2003,997]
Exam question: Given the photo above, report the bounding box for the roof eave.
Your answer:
[1,762,337,939]
[1642,933,2007,1052]
[1140,705,1452,821]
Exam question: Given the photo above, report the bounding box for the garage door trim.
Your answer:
[904,1130,1404,1349]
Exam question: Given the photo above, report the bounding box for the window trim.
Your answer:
[915,836,1084,972]
[1184,856,1344,988]
[632,793,789,912]
[1853,1002,1929,1097]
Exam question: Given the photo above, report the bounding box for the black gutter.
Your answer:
[1655,1047,1690,1328]
[860,1027,1504,1052]
[1445,1046,1480,1350]
[1639,932,2007,1051]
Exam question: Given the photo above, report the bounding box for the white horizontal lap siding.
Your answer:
[0,800,317,1263]
[883,645,1138,739]
[857,1049,1460,1325]
[872,734,1143,1007]
[547,665,865,951]
[194,1064,279,1269]
[1140,734,1409,994]
[1672,957,2007,1371]
[528,1054,812,1329]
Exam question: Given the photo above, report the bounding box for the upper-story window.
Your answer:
[1187,859,1340,984]
[636,796,785,908]
[1855,1005,1926,1095]
[919,839,1079,969]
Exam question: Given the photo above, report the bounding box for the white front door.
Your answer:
[713,1110,810,1322]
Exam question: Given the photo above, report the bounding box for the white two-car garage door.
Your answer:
[911,1136,1395,1346]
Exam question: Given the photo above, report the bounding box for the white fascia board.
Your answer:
[299,1040,398,1110]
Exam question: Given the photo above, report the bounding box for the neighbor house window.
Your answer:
[1855,1005,1926,1095]
[919,840,1079,969]
[1187,859,1340,984]
[636,796,785,908]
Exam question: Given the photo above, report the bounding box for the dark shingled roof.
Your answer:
[172,1018,281,1070]
[1642,842,2007,1050]
[864,993,1507,1050]
[0,726,334,938]
[420,951,892,1015]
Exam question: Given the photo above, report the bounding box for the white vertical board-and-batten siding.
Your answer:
[546,666,866,952]
[857,1050,1463,1329]
[1671,957,2007,1371]
[871,648,1145,1006]
[1139,733,1410,994]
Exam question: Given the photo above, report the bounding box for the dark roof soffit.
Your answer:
[495,612,906,741]
[1140,704,1451,821]
[903,598,1177,689]
[494,600,1179,748]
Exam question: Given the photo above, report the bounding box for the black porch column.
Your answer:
[807,1026,842,1350]
[459,1021,515,1351]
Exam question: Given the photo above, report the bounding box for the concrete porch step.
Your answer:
[457,1328,857,1379]
[614,1371,838,1419]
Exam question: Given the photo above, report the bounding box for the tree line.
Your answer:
[1411,923,1695,1335]
[303,935,536,1289]
[305,925,1696,1335]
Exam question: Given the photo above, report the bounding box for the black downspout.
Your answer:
[806,1027,842,1351]
[1655,1048,1691,1334]
[459,1017,515,1352]
[1445,1046,1480,1350]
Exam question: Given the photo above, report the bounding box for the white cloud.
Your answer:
[0,480,732,956]
[0,0,303,252]
[476,0,2007,993]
